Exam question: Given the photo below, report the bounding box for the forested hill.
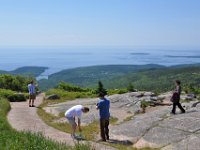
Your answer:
[38,64,165,90]
[1,64,199,93]
[0,66,48,77]
[38,64,200,92]
[103,65,200,93]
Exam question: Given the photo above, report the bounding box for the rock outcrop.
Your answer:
[43,91,200,149]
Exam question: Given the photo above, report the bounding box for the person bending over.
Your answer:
[65,105,89,139]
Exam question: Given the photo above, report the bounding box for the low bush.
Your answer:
[108,88,128,95]
[0,74,32,92]
[46,89,96,100]
[0,89,28,102]
[57,81,91,92]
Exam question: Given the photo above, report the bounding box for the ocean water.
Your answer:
[0,48,200,77]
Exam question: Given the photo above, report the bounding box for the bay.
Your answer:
[0,48,200,78]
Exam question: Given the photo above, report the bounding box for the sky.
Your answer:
[0,0,199,48]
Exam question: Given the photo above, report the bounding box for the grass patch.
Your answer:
[46,89,96,100]
[108,89,128,95]
[123,115,134,122]
[110,117,118,125]
[0,97,93,150]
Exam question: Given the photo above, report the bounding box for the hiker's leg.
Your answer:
[29,95,32,106]
[171,102,176,114]
[72,123,77,136]
[105,119,109,140]
[67,117,76,136]
[100,119,106,140]
[177,102,185,113]
[72,118,77,136]
[32,94,35,106]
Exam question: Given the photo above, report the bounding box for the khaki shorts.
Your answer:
[30,94,36,99]
[66,117,76,126]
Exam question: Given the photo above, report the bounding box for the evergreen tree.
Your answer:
[127,83,135,92]
[96,81,107,96]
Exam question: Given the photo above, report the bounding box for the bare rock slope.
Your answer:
[45,92,200,150]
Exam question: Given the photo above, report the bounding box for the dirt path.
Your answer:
[7,93,116,150]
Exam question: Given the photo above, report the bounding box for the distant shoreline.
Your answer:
[1,63,200,81]
[165,55,200,58]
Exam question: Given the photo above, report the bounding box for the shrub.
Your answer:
[57,81,90,92]
[0,89,27,102]
[140,100,151,113]
[7,93,26,102]
[0,74,33,92]
[108,89,128,95]
[46,89,96,100]
[127,83,135,92]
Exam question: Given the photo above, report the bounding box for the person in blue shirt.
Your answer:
[96,92,110,141]
[28,80,36,107]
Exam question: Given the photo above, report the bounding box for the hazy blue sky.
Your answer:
[0,0,199,48]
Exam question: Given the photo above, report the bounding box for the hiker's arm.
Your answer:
[96,102,100,110]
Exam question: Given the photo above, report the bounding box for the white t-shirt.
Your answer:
[65,105,83,119]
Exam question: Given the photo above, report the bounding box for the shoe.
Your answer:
[32,105,35,107]
[29,105,31,107]
[170,112,176,115]
[106,136,109,140]
[97,139,106,142]
[71,134,76,139]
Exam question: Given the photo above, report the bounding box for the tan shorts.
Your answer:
[66,117,76,126]
[30,94,36,99]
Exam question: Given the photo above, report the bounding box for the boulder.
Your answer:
[46,94,60,100]
[144,92,156,97]
[135,92,144,98]
[185,93,197,101]
[150,97,158,101]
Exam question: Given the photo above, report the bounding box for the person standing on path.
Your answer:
[171,80,185,114]
[28,80,36,107]
[65,105,89,139]
[96,92,110,142]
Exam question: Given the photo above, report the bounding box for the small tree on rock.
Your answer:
[96,81,107,96]
[127,83,135,92]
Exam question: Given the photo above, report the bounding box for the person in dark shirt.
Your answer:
[171,80,185,114]
[96,92,110,141]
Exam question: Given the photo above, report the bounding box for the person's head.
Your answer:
[30,80,34,84]
[82,107,89,113]
[175,80,181,86]
[98,92,105,98]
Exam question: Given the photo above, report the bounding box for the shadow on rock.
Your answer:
[184,110,198,113]
[107,139,133,145]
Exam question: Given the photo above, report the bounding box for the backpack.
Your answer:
[171,92,180,103]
